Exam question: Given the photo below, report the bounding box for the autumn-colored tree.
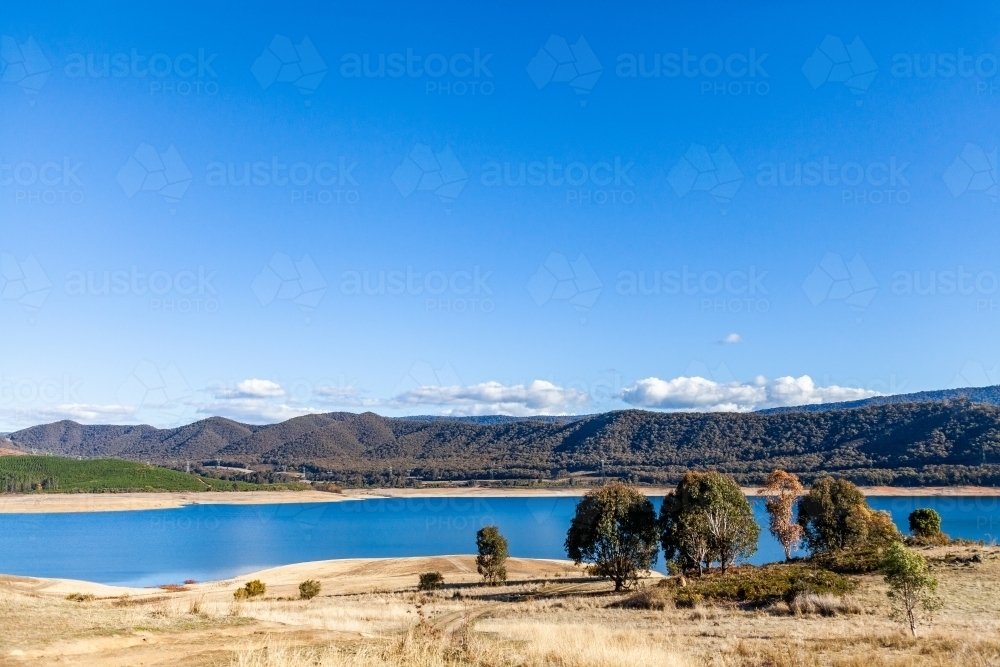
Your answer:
[759,470,804,561]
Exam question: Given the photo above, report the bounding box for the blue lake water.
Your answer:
[1,495,999,586]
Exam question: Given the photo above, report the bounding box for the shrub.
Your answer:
[65,592,94,602]
[418,572,444,591]
[299,579,321,600]
[788,592,863,616]
[662,564,855,608]
[613,587,672,610]
[811,546,885,574]
[234,579,266,600]
[909,508,942,538]
[313,482,342,493]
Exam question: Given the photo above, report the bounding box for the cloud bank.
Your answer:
[621,375,877,412]
[390,380,590,416]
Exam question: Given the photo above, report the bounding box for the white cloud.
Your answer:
[214,378,285,399]
[390,380,590,416]
[622,375,877,412]
[721,333,743,344]
[196,398,323,424]
[0,403,137,428]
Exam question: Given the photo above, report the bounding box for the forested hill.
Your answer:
[757,385,1000,414]
[9,400,1000,486]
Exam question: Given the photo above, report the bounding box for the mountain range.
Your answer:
[6,386,1000,486]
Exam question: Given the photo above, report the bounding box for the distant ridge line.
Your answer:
[756,385,1000,414]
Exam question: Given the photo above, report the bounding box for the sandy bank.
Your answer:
[1,484,998,514]
[0,489,351,513]
[0,555,593,600]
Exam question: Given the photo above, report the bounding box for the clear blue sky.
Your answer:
[1,1,998,428]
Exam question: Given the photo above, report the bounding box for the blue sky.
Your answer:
[1,1,998,428]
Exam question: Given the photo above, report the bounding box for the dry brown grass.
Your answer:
[2,548,1000,666]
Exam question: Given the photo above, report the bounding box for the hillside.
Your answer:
[9,399,1000,486]
[757,385,1000,414]
[0,455,298,493]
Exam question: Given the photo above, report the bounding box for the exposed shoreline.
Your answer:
[1,484,999,513]
[0,554,590,600]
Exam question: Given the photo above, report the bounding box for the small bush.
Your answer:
[810,546,892,574]
[663,564,855,607]
[183,579,197,585]
[65,592,94,602]
[234,579,266,600]
[159,583,187,592]
[613,587,672,610]
[299,579,321,600]
[906,532,951,547]
[312,482,342,493]
[418,572,444,591]
[909,508,943,538]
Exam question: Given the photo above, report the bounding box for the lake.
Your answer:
[1,495,998,586]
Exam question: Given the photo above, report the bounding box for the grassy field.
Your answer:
[1,546,999,666]
[0,455,303,493]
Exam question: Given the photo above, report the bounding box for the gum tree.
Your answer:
[661,471,760,574]
[565,482,659,591]
[760,469,804,561]
[880,542,942,637]
[476,525,509,585]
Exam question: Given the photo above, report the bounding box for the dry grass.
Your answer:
[787,592,864,616]
[3,549,1000,666]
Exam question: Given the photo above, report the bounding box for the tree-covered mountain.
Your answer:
[9,399,1000,486]
[757,385,1000,414]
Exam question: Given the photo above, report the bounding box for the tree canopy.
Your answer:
[476,525,509,585]
[660,471,760,573]
[565,482,659,591]
[797,477,899,554]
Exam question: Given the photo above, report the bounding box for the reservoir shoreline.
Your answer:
[1,484,999,513]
